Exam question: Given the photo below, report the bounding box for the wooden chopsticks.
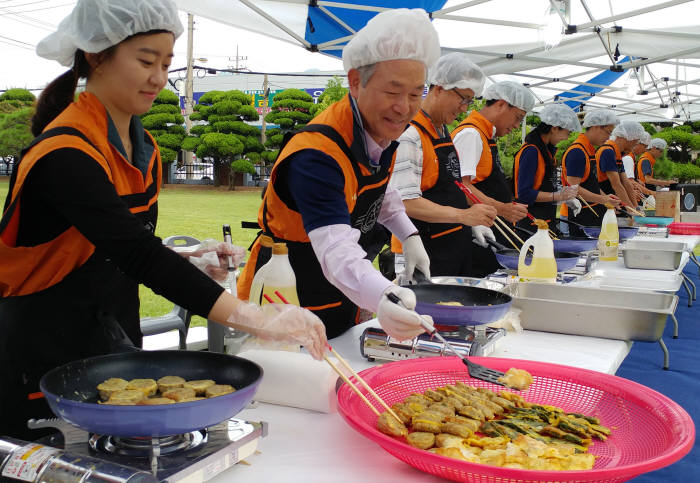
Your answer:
[263,291,400,422]
[622,203,644,217]
[525,212,559,240]
[577,195,599,217]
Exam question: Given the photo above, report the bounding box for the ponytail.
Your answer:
[31,50,90,136]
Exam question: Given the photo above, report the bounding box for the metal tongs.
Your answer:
[387,269,512,388]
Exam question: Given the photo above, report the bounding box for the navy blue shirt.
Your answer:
[598,147,619,174]
[641,159,653,175]
[517,145,541,205]
[564,147,587,178]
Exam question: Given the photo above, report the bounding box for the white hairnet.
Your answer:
[582,109,619,128]
[640,131,652,147]
[342,9,440,72]
[482,81,535,113]
[36,0,184,67]
[429,53,486,96]
[538,104,581,132]
[612,120,645,141]
[650,138,668,150]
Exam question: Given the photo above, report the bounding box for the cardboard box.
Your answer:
[654,191,680,221]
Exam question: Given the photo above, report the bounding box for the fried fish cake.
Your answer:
[140,397,176,405]
[104,389,144,405]
[162,387,196,402]
[157,376,185,393]
[126,379,158,397]
[179,396,207,403]
[97,378,128,401]
[205,384,235,398]
[183,379,216,396]
[406,432,435,450]
[377,411,408,437]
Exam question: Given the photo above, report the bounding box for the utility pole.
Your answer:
[184,14,195,169]
[228,45,247,72]
[261,74,269,144]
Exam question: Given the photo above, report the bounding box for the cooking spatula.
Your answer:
[385,290,512,388]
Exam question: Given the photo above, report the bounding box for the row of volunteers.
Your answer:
[0,1,673,442]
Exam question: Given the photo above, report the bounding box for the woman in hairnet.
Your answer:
[0,0,326,441]
[638,138,674,190]
[513,104,581,234]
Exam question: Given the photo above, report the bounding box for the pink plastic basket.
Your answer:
[337,357,694,483]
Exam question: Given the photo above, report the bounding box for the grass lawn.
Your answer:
[0,178,262,326]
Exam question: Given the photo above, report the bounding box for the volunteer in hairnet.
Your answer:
[389,53,497,281]
[237,9,440,340]
[0,0,326,441]
[638,138,674,190]
[560,109,621,237]
[595,120,646,211]
[451,81,534,276]
[513,104,581,234]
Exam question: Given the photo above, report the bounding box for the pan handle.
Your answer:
[412,267,434,285]
[485,237,508,252]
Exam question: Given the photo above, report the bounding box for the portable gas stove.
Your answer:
[0,417,267,483]
[360,325,505,362]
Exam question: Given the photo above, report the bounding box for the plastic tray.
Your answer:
[337,357,694,483]
[633,216,675,227]
[668,222,700,235]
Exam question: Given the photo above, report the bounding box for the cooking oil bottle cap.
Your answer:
[604,203,614,210]
[534,219,549,230]
[272,242,288,255]
[260,235,274,248]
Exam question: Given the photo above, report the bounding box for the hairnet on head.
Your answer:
[612,120,645,141]
[342,9,440,72]
[538,104,581,132]
[36,0,184,67]
[482,81,535,113]
[582,109,619,128]
[429,53,485,96]
[640,131,652,147]
[650,138,668,150]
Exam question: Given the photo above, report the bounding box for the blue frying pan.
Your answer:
[40,350,262,437]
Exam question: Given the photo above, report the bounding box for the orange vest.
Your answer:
[513,143,545,199]
[0,92,161,297]
[596,139,623,184]
[451,111,495,183]
[560,133,597,217]
[637,152,656,184]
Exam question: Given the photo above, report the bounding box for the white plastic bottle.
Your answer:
[518,219,557,283]
[248,235,274,305]
[598,204,620,262]
[260,242,300,306]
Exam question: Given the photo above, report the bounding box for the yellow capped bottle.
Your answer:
[598,204,619,262]
[518,219,557,283]
[248,235,274,305]
[260,242,300,306]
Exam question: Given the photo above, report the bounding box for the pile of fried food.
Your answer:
[96,376,235,405]
[376,382,610,471]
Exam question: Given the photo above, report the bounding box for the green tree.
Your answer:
[264,89,313,150]
[0,107,34,161]
[654,127,700,164]
[181,90,262,188]
[310,76,348,117]
[140,90,185,171]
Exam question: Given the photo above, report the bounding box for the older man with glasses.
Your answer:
[389,53,497,281]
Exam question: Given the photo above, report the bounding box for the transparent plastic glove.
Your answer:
[472,225,495,248]
[557,185,579,202]
[644,195,656,209]
[376,285,425,341]
[174,239,246,282]
[564,198,582,217]
[227,303,327,361]
[402,234,431,284]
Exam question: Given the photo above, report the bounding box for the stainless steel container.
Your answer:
[503,283,678,342]
[430,276,505,292]
[623,240,687,252]
[622,247,683,270]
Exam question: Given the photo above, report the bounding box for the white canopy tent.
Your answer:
[174,0,700,122]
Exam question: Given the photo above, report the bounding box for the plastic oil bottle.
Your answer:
[260,242,300,306]
[248,235,275,305]
[518,219,557,283]
[598,204,620,262]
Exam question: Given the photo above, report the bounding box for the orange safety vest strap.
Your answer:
[513,143,544,199]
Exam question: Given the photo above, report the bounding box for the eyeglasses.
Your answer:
[602,126,615,135]
[452,89,473,107]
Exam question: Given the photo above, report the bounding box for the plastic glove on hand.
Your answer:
[472,225,496,248]
[560,185,579,201]
[377,285,425,341]
[402,234,431,284]
[227,303,327,360]
[565,198,582,217]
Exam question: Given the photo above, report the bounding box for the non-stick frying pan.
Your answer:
[40,350,263,437]
[401,270,512,326]
[493,248,580,272]
[582,225,639,240]
[552,237,599,252]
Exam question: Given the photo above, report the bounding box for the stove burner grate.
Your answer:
[89,430,205,458]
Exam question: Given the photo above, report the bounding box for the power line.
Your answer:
[0,32,34,47]
[0,1,72,14]
[0,38,34,50]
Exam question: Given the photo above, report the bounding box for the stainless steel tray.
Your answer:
[503,283,678,342]
[623,240,687,252]
[622,247,683,270]
[430,276,505,292]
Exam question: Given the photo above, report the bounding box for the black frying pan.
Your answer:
[401,269,512,325]
[40,350,263,437]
